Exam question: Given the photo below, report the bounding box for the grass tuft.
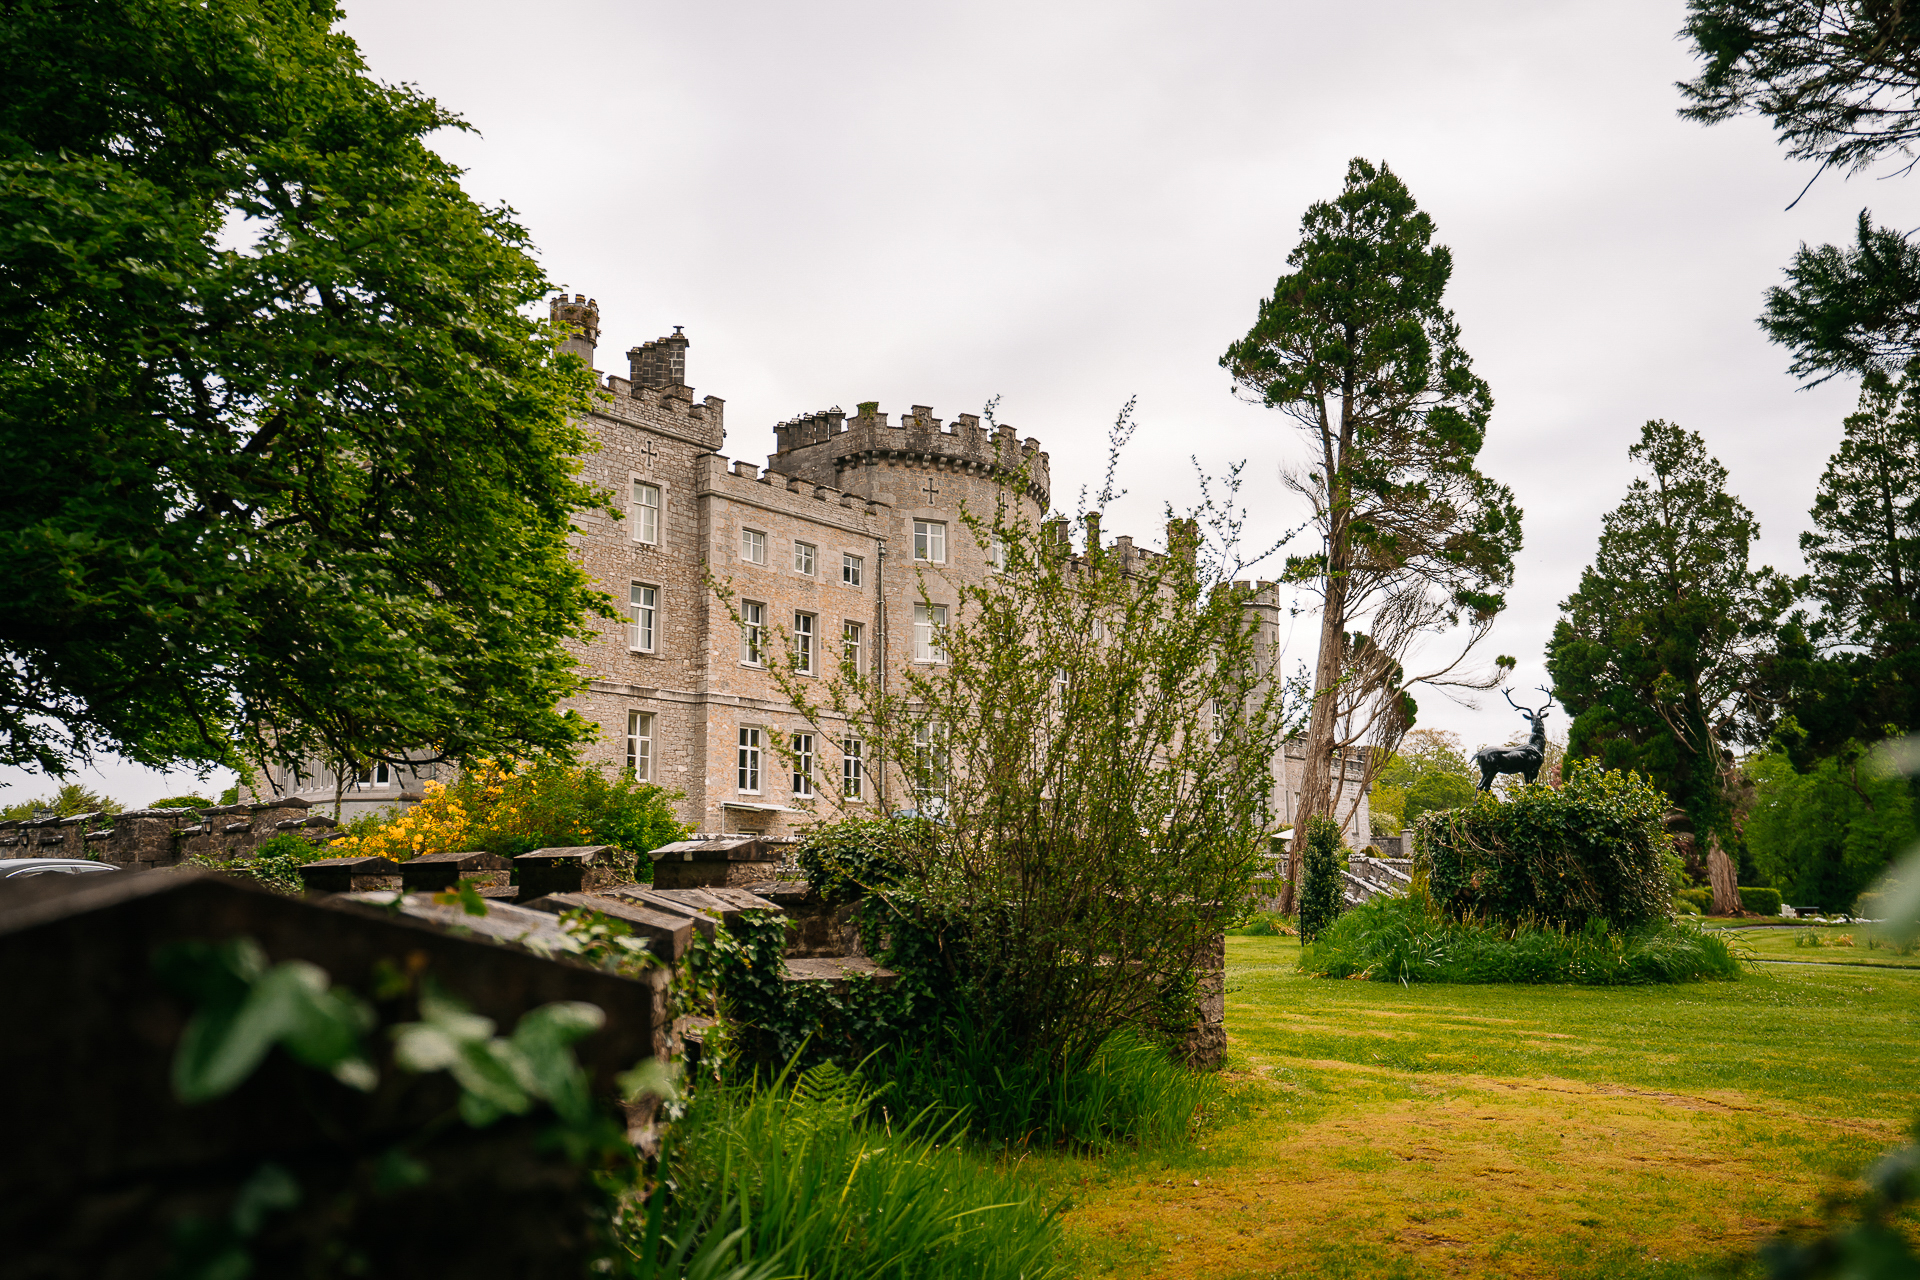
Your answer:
[1299,893,1745,985]
[647,1060,1068,1280]
[871,1022,1224,1152]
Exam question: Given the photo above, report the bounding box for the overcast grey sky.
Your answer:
[8,0,1910,809]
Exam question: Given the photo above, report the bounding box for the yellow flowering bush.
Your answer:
[331,759,687,869]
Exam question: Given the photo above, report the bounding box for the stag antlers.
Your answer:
[1502,685,1554,717]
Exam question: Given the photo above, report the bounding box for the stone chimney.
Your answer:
[551,293,599,365]
[629,327,690,390]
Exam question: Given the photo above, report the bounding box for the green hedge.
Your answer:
[1299,894,1742,985]
[1415,758,1673,931]
[1738,886,1782,917]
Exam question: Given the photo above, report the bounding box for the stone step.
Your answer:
[781,955,898,989]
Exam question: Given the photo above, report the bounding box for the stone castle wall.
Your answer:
[0,800,339,869]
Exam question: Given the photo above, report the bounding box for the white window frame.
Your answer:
[792,732,814,797]
[842,620,863,676]
[842,737,863,800]
[626,710,654,781]
[355,762,392,789]
[913,721,948,813]
[629,582,658,653]
[741,528,766,565]
[913,519,946,563]
[988,534,1007,572]
[631,480,661,545]
[741,601,765,666]
[737,726,762,793]
[842,552,863,587]
[793,540,816,575]
[793,611,816,674]
[913,602,947,663]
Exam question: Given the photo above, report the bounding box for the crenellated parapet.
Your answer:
[771,403,1049,509]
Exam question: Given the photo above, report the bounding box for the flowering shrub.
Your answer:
[332,760,687,866]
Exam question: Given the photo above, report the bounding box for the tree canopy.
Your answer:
[1756,368,1920,760]
[1221,157,1521,901]
[1678,0,1920,176]
[0,0,609,780]
[1548,421,1785,843]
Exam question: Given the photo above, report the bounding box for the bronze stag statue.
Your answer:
[1472,688,1553,791]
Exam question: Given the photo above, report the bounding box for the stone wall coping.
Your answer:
[649,837,772,863]
[251,798,311,811]
[407,850,514,870]
[302,855,402,873]
[513,845,616,867]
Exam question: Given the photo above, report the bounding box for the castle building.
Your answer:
[264,296,1370,843]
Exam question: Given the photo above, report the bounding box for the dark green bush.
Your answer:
[1416,758,1673,930]
[186,832,330,896]
[1677,886,1712,913]
[1299,893,1742,985]
[792,813,928,905]
[1740,886,1784,916]
[1298,816,1344,943]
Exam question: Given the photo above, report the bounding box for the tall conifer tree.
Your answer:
[1222,159,1521,907]
[1548,421,1784,905]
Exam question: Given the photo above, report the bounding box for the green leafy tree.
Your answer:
[1221,158,1523,909]
[730,456,1295,1076]
[1678,2,1920,382]
[0,0,609,781]
[0,780,125,821]
[1760,370,1920,757]
[1743,749,1916,913]
[1370,729,1479,832]
[1548,421,1786,884]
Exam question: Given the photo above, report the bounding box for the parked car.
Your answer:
[0,858,119,880]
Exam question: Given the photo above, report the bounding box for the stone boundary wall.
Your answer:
[0,800,340,871]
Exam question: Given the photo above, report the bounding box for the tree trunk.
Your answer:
[1707,831,1740,916]
[1284,570,1349,914]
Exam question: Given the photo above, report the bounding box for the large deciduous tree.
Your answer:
[1221,158,1522,909]
[1548,421,1785,911]
[0,0,610,781]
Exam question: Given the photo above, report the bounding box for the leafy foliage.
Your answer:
[0,0,610,778]
[1759,372,1920,753]
[1548,420,1785,845]
[150,794,215,811]
[1678,0,1920,177]
[331,759,687,865]
[0,780,124,821]
[1369,728,1480,833]
[1416,759,1677,932]
[1299,892,1742,985]
[1220,156,1522,880]
[1297,816,1344,943]
[738,458,1285,1080]
[1741,885,1786,915]
[1743,748,1917,913]
[791,813,923,905]
[187,831,330,896]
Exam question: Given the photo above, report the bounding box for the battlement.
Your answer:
[695,453,893,530]
[598,373,725,434]
[771,403,1049,507]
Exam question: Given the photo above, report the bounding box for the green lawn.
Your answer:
[1726,924,1920,970]
[1025,935,1920,1279]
